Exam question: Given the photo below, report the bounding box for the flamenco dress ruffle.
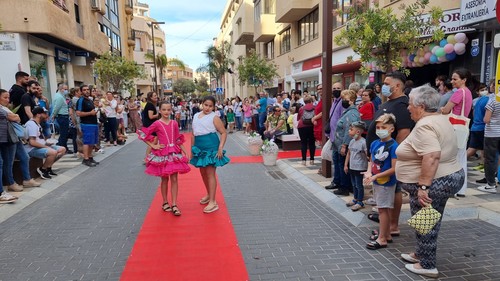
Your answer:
[189,133,230,168]
[138,127,191,177]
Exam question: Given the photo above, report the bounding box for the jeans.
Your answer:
[181,119,187,130]
[15,142,31,181]
[2,143,16,185]
[350,169,365,202]
[104,117,118,142]
[56,115,70,149]
[68,127,78,153]
[298,126,315,161]
[235,115,243,130]
[258,112,267,136]
[484,137,500,186]
[0,145,4,194]
[331,150,351,191]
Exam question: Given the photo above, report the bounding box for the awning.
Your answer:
[291,67,320,80]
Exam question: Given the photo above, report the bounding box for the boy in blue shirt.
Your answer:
[364,113,398,250]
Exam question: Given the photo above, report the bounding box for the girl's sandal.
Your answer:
[199,197,210,205]
[172,205,181,216]
[162,202,172,212]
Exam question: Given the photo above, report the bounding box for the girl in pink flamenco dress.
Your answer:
[138,102,190,216]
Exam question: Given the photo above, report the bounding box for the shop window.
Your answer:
[264,40,274,59]
[298,9,319,46]
[29,52,51,100]
[279,28,291,55]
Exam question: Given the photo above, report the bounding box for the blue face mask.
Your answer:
[63,89,68,95]
[381,85,392,97]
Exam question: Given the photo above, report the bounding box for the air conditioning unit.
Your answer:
[91,0,101,11]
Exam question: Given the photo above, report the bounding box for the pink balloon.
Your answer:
[455,33,466,43]
[444,44,454,54]
[424,52,432,60]
[419,57,425,63]
[463,37,469,44]
[438,56,447,62]
[454,43,466,54]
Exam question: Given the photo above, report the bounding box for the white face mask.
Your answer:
[376,129,390,139]
[479,90,488,96]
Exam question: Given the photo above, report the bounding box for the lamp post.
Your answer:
[321,0,333,178]
[149,21,165,95]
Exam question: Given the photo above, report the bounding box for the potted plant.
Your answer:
[261,139,279,166]
[247,131,263,156]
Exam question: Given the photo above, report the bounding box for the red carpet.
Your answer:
[229,150,322,164]
[121,137,248,281]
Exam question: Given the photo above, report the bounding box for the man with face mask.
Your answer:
[366,71,414,235]
[51,83,70,153]
[25,107,66,180]
[18,80,39,124]
[325,82,346,190]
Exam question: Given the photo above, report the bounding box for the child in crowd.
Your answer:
[190,96,230,213]
[363,113,398,250]
[138,101,190,216]
[180,106,187,131]
[226,108,235,133]
[344,121,368,211]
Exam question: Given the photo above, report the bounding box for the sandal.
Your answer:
[171,205,181,216]
[369,234,393,243]
[367,213,379,223]
[162,202,172,212]
[199,197,210,205]
[366,241,387,250]
[371,230,400,236]
[203,203,219,213]
[310,160,314,165]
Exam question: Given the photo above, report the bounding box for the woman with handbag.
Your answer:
[440,68,473,197]
[397,85,465,278]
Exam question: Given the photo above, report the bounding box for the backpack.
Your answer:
[302,108,315,125]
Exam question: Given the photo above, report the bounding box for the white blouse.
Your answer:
[192,112,216,136]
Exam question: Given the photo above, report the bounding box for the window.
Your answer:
[332,0,367,29]
[74,3,80,23]
[105,0,119,27]
[279,28,291,55]
[254,0,275,20]
[264,40,274,59]
[298,9,319,45]
[254,1,261,22]
[264,0,275,14]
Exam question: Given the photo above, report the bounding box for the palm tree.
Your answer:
[144,53,186,95]
[197,41,234,95]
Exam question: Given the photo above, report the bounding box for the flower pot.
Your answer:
[249,143,262,156]
[262,152,278,166]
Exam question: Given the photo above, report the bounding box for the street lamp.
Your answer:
[149,21,165,95]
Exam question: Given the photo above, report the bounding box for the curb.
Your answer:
[277,159,500,228]
[0,136,138,224]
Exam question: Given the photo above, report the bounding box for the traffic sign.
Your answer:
[216,87,224,95]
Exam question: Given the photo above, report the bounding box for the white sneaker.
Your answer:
[478,185,497,193]
[365,198,377,205]
[0,192,17,203]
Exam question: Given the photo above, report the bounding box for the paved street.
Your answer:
[1,133,500,280]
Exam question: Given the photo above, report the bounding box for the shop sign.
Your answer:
[292,62,303,75]
[74,51,89,57]
[484,42,491,84]
[0,41,16,51]
[302,56,321,71]
[55,48,71,62]
[419,9,475,36]
[460,0,496,26]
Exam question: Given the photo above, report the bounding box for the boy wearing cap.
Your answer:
[25,107,66,180]
[344,121,368,211]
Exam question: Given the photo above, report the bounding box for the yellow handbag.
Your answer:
[407,206,442,235]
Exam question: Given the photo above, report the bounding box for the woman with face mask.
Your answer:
[331,90,360,196]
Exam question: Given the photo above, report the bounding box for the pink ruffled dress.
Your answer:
[138,120,191,177]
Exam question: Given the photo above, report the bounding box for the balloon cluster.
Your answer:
[363,33,469,71]
[402,33,468,68]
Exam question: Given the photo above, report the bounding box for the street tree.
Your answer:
[197,41,234,92]
[194,76,210,95]
[93,52,144,93]
[237,49,279,93]
[173,78,196,97]
[144,53,185,92]
[334,0,443,74]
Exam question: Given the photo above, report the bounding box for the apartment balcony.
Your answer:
[254,14,275,42]
[234,1,254,45]
[275,0,315,23]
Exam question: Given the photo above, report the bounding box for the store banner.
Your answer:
[460,0,496,26]
[419,9,475,36]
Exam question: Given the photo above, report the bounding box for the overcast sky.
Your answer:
[147,0,228,72]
